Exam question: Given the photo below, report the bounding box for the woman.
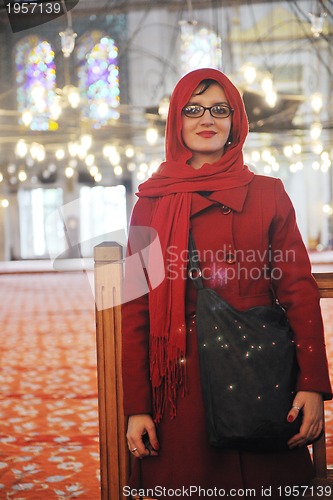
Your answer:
[121,68,332,499]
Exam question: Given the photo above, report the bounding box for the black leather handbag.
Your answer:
[188,233,302,452]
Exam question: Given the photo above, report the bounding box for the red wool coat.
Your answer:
[121,174,332,498]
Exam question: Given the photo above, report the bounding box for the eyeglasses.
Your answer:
[182,104,234,119]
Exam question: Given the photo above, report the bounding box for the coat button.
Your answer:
[221,205,232,215]
[225,252,236,264]
[188,312,197,319]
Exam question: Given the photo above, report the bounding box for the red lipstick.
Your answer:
[197,131,216,138]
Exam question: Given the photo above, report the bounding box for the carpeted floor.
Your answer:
[0,272,100,499]
[321,298,333,464]
[0,272,332,499]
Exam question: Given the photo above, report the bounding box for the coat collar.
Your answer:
[191,185,249,216]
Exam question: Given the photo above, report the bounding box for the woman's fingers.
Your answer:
[287,392,323,448]
[126,414,160,459]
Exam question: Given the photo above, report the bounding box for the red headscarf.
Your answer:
[136,68,254,422]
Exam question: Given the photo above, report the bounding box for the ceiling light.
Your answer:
[89,166,99,177]
[55,149,65,160]
[312,143,323,155]
[15,140,28,158]
[139,163,148,172]
[114,165,123,176]
[265,90,277,108]
[97,102,108,118]
[50,99,62,120]
[323,204,333,215]
[292,143,302,155]
[309,12,326,38]
[241,63,257,84]
[261,76,273,93]
[125,146,135,158]
[18,170,27,182]
[68,142,79,157]
[85,154,95,167]
[261,150,272,162]
[127,162,136,172]
[65,167,74,178]
[137,171,146,181]
[7,164,16,174]
[22,111,32,127]
[310,122,322,140]
[251,151,260,162]
[311,93,323,113]
[30,143,45,162]
[146,126,158,145]
[59,27,77,58]
[80,134,92,150]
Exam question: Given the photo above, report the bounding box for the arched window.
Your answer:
[15,36,57,131]
[180,24,222,75]
[77,31,120,129]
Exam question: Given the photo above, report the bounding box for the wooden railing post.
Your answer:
[312,272,333,481]
[94,242,129,500]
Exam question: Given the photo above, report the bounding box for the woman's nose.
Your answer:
[200,109,214,124]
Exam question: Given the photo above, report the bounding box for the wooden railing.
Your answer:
[94,242,333,499]
[94,242,129,500]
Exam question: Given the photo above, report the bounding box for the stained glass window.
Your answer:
[15,36,57,131]
[180,24,222,75]
[77,31,120,129]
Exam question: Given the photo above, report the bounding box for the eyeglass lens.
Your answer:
[183,105,232,118]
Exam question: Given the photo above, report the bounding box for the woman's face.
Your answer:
[181,82,232,169]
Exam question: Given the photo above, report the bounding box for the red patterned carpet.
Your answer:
[0,272,332,499]
[0,272,100,499]
[321,298,333,466]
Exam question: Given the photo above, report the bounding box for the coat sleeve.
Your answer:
[270,179,332,399]
[121,198,154,416]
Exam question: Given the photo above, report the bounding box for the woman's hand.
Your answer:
[287,391,323,449]
[126,414,160,459]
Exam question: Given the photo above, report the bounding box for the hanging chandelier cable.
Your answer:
[290,0,333,78]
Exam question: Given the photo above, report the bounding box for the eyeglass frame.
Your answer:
[182,104,234,119]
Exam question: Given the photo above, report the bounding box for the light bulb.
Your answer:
[242,63,257,84]
[310,122,322,140]
[18,170,27,181]
[311,93,323,113]
[89,166,99,177]
[114,165,123,176]
[15,140,28,158]
[22,111,32,127]
[59,27,77,58]
[55,149,65,160]
[146,126,158,145]
[81,134,92,150]
[265,90,277,108]
[65,167,74,178]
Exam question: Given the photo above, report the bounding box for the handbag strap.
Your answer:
[188,232,204,290]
